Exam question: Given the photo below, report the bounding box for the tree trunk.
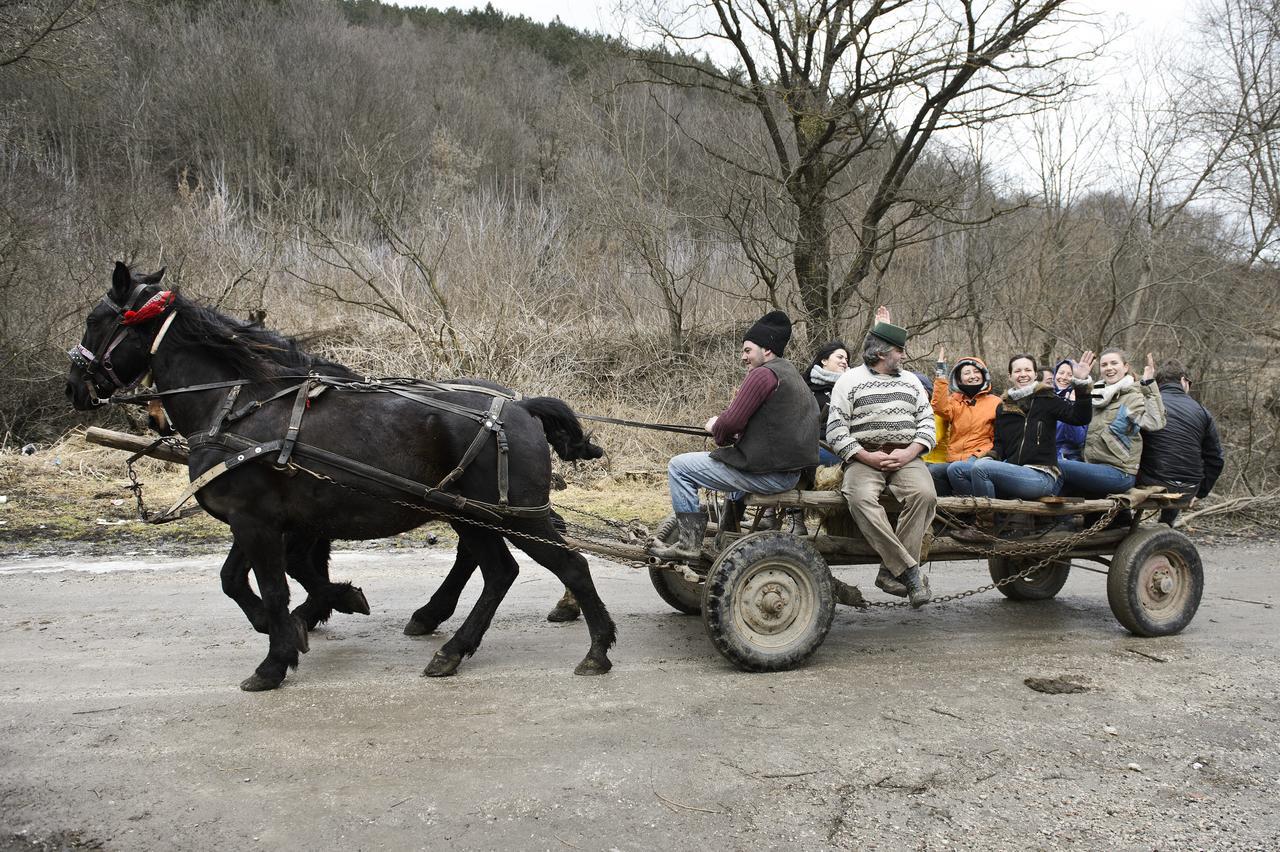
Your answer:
[791,161,833,340]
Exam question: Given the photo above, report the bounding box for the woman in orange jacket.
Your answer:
[929,347,1000,495]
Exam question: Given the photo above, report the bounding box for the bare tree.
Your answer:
[626,0,1095,338]
[0,0,110,78]
[1206,0,1280,269]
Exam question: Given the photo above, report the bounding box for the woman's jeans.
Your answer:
[1058,459,1136,498]
[938,457,980,496]
[956,458,1060,499]
[667,451,802,513]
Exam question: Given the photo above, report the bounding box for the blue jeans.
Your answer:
[667,452,802,513]
[963,458,1060,499]
[818,446,841,467]
[1058,459,1135,498]
[943,457,980,496]
[928,462,953,496]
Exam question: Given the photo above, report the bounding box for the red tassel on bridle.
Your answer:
[121,290,175,325]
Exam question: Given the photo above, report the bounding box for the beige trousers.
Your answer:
[839,457,937,575]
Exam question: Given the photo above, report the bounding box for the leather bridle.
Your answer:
[68,284,176,403]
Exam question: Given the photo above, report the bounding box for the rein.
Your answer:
[576,413,708,437]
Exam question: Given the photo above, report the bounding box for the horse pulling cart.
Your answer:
[91,426,1203,676]
[71,263,1203,688]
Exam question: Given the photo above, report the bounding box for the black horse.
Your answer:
[145,376,593,632]
[66,262,616,690]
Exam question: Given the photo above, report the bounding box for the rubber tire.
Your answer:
[987,556,1071,601]
[1106,526,1203,637]
[701,531,835,672]
[648,567,703,615]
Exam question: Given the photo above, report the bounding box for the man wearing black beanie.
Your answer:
[649,310,819,563]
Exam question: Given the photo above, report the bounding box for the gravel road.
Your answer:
[1,539,1277,850]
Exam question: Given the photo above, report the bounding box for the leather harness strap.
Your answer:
[207,385,241,439]
[276,379,315,466]
[114,368,537,521]
[168,430,547,525]
[151,439,286,523]
[434,397,509,504]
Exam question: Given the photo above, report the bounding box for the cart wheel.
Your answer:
[987,556,1071,600]
[701,531,834,672]
[648,567,702,615]
[1107,526,1203,637]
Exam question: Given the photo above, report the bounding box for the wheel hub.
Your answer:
[735,566,812,640]
[1138,554,1186,613]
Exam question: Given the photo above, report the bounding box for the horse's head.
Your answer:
[65,261,170,410]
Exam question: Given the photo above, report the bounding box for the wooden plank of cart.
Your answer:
[640,487,1201,673]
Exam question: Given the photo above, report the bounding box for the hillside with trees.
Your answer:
[2,0,1279,512]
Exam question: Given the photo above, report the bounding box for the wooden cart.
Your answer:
[637,489,1202,673]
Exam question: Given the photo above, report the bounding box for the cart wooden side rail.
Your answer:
[646,487,1203,672]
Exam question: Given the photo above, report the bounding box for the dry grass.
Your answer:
[0,430,676,554]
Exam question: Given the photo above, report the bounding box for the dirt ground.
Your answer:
[1,538,1278,851]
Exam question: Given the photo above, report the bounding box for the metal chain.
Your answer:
[124,436,190,522]
[125,458,147,520]
[288,463,666,574]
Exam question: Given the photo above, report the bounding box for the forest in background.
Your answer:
[2,0,1279,511]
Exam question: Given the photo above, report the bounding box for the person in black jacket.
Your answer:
[1137,360,1225,525]
[951,352,1095,502]
[806,340,850,466]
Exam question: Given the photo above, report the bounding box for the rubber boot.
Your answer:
[786,508,809,537]
[648,511,708,563]
[899,564,932,608]
[718,498,746,533]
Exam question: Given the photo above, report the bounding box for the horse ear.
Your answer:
[143,267,166,286]
[111,261,131,299]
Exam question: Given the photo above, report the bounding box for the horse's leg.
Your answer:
[544,510,580,622]
[545,586,580,622]
[405,540,477,636]
[423,530,519,677]
[231,516,308,692]
[287,536,369,631]
[510,520,615,676]
[219,542,269,634]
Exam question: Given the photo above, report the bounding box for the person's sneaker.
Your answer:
[900,564,932,608]
[874,566,908,598]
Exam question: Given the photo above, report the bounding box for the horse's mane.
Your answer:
[167,294,358,381]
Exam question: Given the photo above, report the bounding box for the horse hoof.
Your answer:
[240,673,283,692]
[293,616,310,654]
[545,602,581,623]
[403,618,436,637]
[423,652,462,677]
[574,657,612,676]
[336,584,371,616]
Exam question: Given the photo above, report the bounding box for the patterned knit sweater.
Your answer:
[826,365,936,461]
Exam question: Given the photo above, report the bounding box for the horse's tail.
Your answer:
[517,396,605,462]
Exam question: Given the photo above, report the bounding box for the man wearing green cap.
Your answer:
[649,310,819,564]
[827,309,937,607]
